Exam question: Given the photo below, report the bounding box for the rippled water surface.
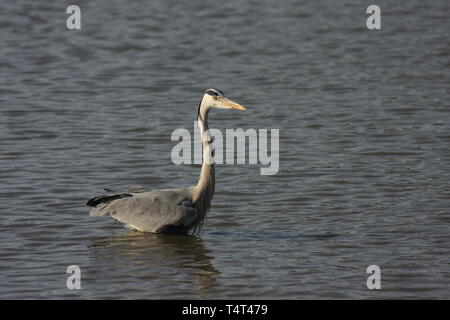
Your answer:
[1,0,449,299]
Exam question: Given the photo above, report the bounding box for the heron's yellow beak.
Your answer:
[221,98,247,111]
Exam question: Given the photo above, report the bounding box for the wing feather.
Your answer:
[89,188,198,233]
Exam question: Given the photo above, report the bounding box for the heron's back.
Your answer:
[87,188,199,233]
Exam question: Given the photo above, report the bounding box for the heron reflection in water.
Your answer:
[90,232,220,298]
[87,89,246,235]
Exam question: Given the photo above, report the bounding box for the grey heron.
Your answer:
[87,88,246,235]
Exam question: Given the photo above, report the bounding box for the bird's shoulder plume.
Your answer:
[86,193,132,207]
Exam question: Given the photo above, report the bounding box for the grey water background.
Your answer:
[0,0,449,299]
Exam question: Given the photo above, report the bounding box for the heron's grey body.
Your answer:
[87,88,245,235]
[89,188,199,233]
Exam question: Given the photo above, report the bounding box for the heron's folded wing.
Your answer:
[89,190,198,232]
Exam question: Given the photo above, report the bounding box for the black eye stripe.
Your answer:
[205,88,225,97]
[215,88,224,96]
[206,90,218,96]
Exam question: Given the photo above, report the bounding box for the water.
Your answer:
[1,0,449,299]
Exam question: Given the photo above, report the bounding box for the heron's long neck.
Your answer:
[196,106,215,194]
[193,104,215,219]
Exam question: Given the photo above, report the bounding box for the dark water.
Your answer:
[1,0,449,299]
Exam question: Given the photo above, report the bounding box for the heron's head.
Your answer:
[200,88,247,111]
